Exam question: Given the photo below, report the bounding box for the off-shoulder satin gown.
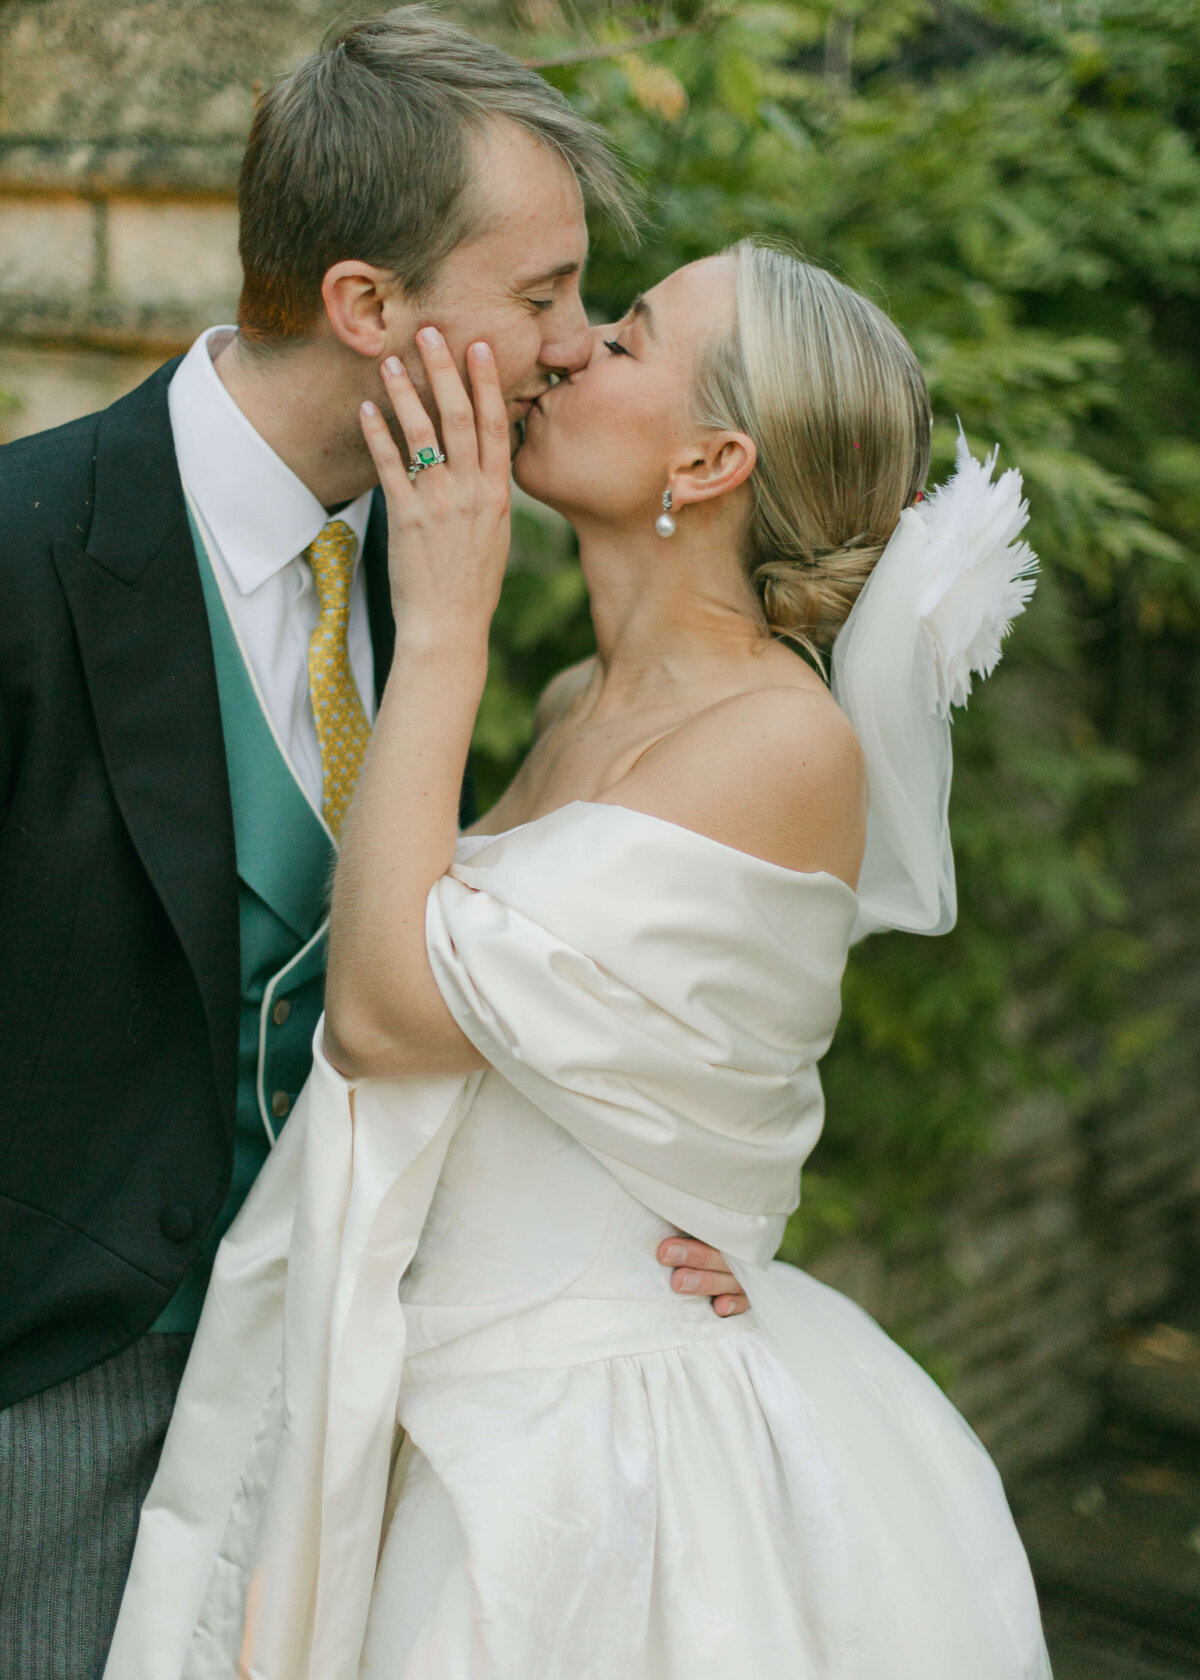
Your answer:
[105,804,1053,1680]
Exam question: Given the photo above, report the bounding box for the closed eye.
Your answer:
[604,338,632,357]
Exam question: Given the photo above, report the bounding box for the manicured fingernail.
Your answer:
[470,341,491,362]
[361,400,377,416]
[418,326,441,347]
[663,1243,687,1264]
[382,356,402,376]
[676,1271,698,1292]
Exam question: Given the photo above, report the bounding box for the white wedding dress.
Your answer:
[105,801,1053,1680]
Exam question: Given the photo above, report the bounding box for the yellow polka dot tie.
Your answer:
[304,519,371,838]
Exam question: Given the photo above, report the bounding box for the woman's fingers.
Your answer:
[415,325,479,469]
[358,397,412,505]
[365,331,511,638]
[379,355,442,477]
[378,331,501,481]
[467,341,512,484]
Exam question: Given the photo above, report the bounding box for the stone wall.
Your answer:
[0,0,333,436]
[3,0,1198,1485]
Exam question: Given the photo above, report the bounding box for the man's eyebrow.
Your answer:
[513,259,583,289]
[628,294,657,338]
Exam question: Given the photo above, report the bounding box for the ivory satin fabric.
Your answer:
[105,803,1052,1680]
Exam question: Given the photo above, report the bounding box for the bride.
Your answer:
[106,240,1052,1679]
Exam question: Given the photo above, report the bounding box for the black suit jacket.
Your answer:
[0,358,465,1409]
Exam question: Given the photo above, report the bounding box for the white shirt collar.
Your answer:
[168,326,374,596]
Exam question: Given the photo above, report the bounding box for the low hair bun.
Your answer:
[752,538,884,664]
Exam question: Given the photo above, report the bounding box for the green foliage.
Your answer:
[468,0,1200,1255]
[472,508,591,794]
[0,385,24,444]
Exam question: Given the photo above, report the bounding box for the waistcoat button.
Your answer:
[272,998,291,1026]
[160,1204,195,1243]
[271,1090,291,1119]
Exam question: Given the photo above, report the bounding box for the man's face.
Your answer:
[386,121,593,451]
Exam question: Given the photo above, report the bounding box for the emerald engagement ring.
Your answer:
[407,446,447,480]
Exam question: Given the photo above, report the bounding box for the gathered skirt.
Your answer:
[362,1266,1051,1680]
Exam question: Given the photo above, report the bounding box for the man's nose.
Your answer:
[540,296,593,377]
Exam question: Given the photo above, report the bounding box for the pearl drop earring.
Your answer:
[655,489,677,539]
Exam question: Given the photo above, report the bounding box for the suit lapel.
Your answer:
[51,360,240,1132]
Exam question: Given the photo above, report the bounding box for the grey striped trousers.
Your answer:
[0,1333,192,1680]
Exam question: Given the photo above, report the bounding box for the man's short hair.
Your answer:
[237,5,634,345]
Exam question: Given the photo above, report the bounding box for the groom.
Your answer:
[0,8,746,1675]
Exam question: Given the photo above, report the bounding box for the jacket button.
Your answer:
[160,1204,195,1243]
[272,999,291,1026]
[271,1090,291,1119]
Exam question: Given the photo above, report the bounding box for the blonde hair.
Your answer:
[695,240,931,662]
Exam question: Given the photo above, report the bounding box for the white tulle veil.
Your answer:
[831,433,1039,943]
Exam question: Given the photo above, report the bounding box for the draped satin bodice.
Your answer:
[397,812,846,1383]
[399,1071,750,1382]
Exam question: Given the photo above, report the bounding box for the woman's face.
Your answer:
[513,254,738,526]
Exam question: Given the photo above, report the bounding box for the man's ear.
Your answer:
[321,260,412,358]
[668,431,757,510]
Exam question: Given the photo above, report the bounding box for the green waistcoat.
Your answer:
[154,508,336,1331]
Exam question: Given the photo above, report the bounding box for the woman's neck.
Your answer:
[574,518,772,711]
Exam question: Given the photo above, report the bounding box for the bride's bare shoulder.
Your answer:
[598,684,866,886]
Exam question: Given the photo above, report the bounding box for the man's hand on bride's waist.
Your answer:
[658,1237,749,1317]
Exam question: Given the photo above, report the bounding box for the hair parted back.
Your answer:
[695,240,932,662]
[237,4,635,347]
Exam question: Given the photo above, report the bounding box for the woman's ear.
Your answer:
[322,260,410,358]
[668,431,757,510]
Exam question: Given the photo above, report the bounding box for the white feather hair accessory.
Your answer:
[916,433,1039,715]
[830,436,1038,941]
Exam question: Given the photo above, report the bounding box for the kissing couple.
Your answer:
[1,7,1052,1678]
